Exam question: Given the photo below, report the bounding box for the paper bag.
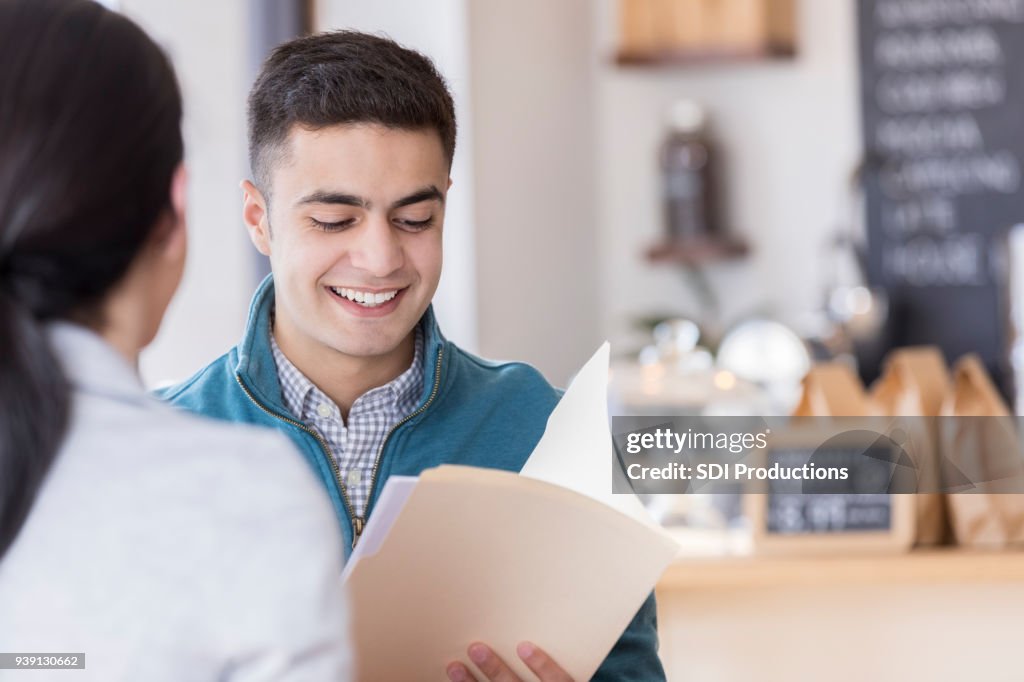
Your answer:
[869,347,950,546]
[792,363,876,417]
[940,355,1024,548]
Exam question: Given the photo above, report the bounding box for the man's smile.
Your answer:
[326,285,408,315]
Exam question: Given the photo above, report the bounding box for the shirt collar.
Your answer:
[387,327,424,408]
[269,332,316,420]
[46,321,146,403]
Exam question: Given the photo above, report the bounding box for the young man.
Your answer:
[160,31,664,682]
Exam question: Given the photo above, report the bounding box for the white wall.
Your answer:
[121,0,255,387]
[314,0,479,354]
[594,0,862,350]
[467,0,603,385]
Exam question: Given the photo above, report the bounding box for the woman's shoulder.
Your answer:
[0,390,347,680]
[58,390,334,529]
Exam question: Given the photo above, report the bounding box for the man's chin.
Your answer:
[324,326,416,360]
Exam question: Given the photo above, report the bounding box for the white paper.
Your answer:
[519,342,664,532]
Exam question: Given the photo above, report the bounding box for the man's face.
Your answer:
[245,123,447,362]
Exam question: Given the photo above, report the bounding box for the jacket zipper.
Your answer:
[361,346,444,545]
[233,344,444,549]
[234,374,359,542]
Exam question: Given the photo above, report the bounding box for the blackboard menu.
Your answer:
[766,447,895,534]
[857,0,1024,396]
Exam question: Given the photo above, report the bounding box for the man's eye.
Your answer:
[395,217,434,231]
[311,218,355,232]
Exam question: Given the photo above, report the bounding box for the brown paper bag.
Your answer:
[792,363,876,417]
[941,355,1024,548]
[786,364,917,549]
[869,347,950,546]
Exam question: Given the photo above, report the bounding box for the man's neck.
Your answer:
[272,323,416,419]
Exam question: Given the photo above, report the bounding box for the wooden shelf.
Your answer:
[616,44,795,67]
[646,236,749,266]
[656,548,1024,591]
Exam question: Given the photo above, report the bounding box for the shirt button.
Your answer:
[347,470,362,485]
[316,403,332,418]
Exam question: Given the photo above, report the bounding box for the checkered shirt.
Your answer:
[269,327,424,519]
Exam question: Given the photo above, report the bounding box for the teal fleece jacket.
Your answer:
[157,276,665,681]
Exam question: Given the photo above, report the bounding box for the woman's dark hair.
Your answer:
[248,30,457,196]
[0,0,183,559]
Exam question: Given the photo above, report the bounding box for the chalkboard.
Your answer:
[746,431,916,554]
[765,447,895,534]
[857,0,1024,397]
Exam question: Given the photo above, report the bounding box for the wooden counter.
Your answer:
[657,548,1024,590]
[654,549,1024,682]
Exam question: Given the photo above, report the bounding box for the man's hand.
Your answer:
[446,641,574,682]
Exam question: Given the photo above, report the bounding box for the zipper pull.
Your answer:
[352,516,365,548]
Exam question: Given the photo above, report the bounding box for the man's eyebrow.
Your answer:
[391,186,445,210]
[294,186,444,210]
[295,191,367,208]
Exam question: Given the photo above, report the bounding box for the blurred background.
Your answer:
[104,0,1024,679]
[123,0,859,393]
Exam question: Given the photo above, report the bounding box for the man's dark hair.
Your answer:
[248,30,457,195]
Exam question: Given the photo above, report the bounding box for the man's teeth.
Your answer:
[330,287,399,307]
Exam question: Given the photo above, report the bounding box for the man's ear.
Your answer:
[241,179,272,256]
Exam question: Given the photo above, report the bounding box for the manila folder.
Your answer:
[343,464,679,681]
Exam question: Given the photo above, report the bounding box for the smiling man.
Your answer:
[159,31,664,682]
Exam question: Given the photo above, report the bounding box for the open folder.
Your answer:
[341,344,680,680]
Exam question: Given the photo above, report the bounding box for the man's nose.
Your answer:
[349,216,404,277]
